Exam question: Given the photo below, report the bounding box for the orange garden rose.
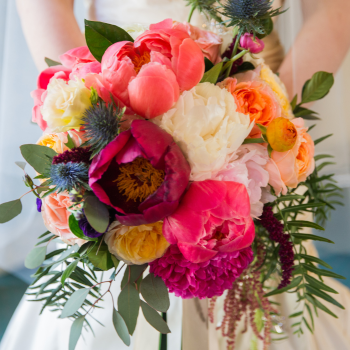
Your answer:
[266,117,297,152]
[266,118,315,195]
[218,77,281,138]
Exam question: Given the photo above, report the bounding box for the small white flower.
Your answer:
[122,23,149,40]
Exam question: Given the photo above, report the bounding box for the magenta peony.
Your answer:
[149,244,253,299]
[89,119,190,226]
[163,180,255,263]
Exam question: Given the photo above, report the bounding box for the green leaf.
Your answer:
[289,311,303,318]
[69,215,98,242]
[304,274,339,294]
[303,317,313,333]
[25,246,47,269]
[113,308,131,346]
[301,72,334,104]
[276,195,305,202]
[118,283,140,335]
[204,57,214,72]
[0,199,22,223]
[87,242,114,271]
[69,316,85,350]
[295,254,332,269]
[264,276,303,297]
[45,57,61,67]
[305,304,314,330]
[290,95,298,110]
[305,285,344,309]
[65,134,76,150]
[314,154,334,162]
[140,301,171,334]
[314,134,333,146]
[287,220,325,231]
[61,260,80,286]
[280,202,325,214]
[236,61,255,74]
[85,20,134,62]
[61,288,90,318]
[243,138,264,144]
[121,265,148,290]
[294,106,319,118]
[200,62,223,84]
[38,230,51,239]
[140,273,170,312]
[15,161,26,170]
[302,264,346,279]
[84,196,109,233]
[20,144,57,174]
[291,233,333,244]
[317,162,336,172]
[305,294,338,318]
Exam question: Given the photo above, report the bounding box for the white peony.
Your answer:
[154,83,253,181]
[41,77,92,133]
[122,23,149,40]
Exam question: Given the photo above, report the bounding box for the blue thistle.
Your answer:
[81,102,125,158]
[50,162,89,193]
[185,0,222,22]
[221,0,285,37]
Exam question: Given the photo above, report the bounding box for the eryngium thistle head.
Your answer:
[81,102,124,158]
[52,147,92,165]
[221,0,284,36]
[185,0,222,22]
[50,162,89,193]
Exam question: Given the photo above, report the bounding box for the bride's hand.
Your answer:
[16,0,85,71]
[279,0,350,101]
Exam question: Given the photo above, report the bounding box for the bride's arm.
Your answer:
[279,0,350,99]
[16,0,85,71]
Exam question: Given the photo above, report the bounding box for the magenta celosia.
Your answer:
[149,244,254,299]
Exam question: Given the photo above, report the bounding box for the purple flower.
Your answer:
[149,245,253,299]
[78,216,104,238]
[36,198,42,212]
[52,147,92,165]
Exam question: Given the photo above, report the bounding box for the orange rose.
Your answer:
[219,78,281,138]
[266,118,315,195]
[41,191,86,246]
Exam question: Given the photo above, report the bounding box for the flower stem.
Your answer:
[187,4,196,23]
[222,49,249,74]
[225,32,242,78]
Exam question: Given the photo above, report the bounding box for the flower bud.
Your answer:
[240,33,265,54]
[266,117,297,152]
[24,174,34,188]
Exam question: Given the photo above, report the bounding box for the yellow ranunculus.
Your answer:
[104,222,170,265]
[41,77,91,133]
[266,117,297,152]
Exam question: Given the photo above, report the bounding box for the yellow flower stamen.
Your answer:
[114,157,165,203]
[132,51,151,74]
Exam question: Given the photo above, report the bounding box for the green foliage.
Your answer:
[121,265,148,289]
[69,316,85,350]
[64,134,76,150]
[61,288,90,318]
[69,215,98,242]
[140,301,171,334]
[87,241,115,271]
[25,246,47,269]
[301,72,334,104]
[45,57,61,67]
[113,308,131,346]
[20,144,56,175]
[0,199,22,223]
[84,195,110,233]
[185,0,222,22]
[200,62,223,84]
[85,20,134,62]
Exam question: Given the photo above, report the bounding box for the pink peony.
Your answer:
[89,120,190,226]
[240,33,265,54]
[173,21,223,64]
[85,19,204,119]
[31,66,72,131]
[41,191,86,246]
[163,180,255,263]
[149,244,253,299]
[60,46,101,79]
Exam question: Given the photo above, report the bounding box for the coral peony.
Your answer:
[149,244,253,299]
[163,180,255,263]
[266,118,315,195]
[155,83,253,181]
[89,120,190,226]
[105,221,170,265]
[41,191,86,246]
[218,77,281,138]
[85,19,204,119]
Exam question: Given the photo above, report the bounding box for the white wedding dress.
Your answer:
[2,1,350,350]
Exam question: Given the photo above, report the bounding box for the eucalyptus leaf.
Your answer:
[200,62,223,84]
[302,264,346,279]
[20,144,57,174]
[113,308,131,346]
[85,20,134,62]
[25,246,47,269]
[287,220,325,231]
[61,288,90,318]
[141,301,171,334]
[45,57,61,67]
[264,276,302,297]
[0,199,22,223]
[291,233,333,244]
[301,72,334,104]
[61,260,80,286]
[69,316,85,350]
[141,273,170,312]
[118,283,140,335]
[87,242,114,271]
[15,161,26,170]
[69,215,98,242]
[84,196,109,233]
[121,264,148,290]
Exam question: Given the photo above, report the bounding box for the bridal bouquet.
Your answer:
[1,1,345,349]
